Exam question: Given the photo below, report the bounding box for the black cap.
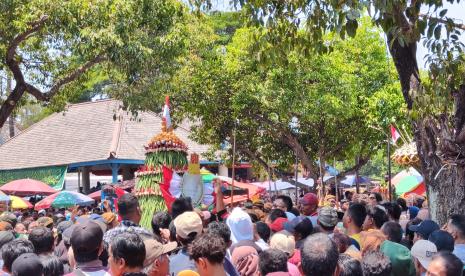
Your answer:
[70,221,103,255]
[11,253,43,276]
[409,219,440,239]
[0,231,14,248]
[429,230,455,252]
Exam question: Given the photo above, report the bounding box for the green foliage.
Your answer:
[144,19,407,175]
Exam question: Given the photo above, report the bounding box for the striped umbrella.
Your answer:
[34,191,94,210]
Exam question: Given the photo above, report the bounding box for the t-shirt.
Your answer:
[453,244,465,264]
[169,248,197,276]
[306,215,318,227]
[65,260,110,276]
[350,233,361,246]
[287,262,300,276]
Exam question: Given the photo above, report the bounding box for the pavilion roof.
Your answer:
[0,99,210,170]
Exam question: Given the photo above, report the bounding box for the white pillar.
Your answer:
[218,164,229,177]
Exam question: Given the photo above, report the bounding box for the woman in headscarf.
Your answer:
[231,246,259,276]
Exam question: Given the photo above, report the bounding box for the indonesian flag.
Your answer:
[162,166,182,212]
[163,96,172,130]
[390,125,401,144]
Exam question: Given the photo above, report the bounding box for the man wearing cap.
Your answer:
[411,239,437,276]
[284,216,313,249]
[103,194,152,247]
[66,221,109,276]
[298,193,319,226]
[317,207,338,236]
[142,239,177,276]
[170,211,203,276]
[380,240,416,276]
[409,219,440,242]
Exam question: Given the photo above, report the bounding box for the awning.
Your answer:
[0,166,67,190]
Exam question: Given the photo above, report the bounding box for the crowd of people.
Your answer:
[0,182,463,276]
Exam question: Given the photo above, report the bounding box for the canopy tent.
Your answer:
[392,168,425,197]
[340,175,371,186]
[209,174,263,202]
[0,178,57,196]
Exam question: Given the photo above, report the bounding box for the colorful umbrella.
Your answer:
[34,191,94,210]
[88,186,127,201]
[0,178,57,196]
[392,168,424,196]
[10,196,33,209]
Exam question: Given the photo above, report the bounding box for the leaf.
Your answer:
[439,9,448,17]
[434,25,442,40]
[346,20,358,38]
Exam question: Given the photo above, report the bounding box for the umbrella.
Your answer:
[34,191,94,210]
[0,179,57,196]
[392,168,423,186]
[341,175,371,186]
[10,196,33,209]
[88,186,127,201]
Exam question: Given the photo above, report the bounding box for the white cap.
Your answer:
[411,239,437,269]
[226,207,253,244]
[270,230,296,256]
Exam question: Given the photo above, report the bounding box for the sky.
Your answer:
[208,0,465,69]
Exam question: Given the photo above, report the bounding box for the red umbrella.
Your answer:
[0,178,57,197]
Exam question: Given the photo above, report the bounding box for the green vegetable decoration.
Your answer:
[135,96,188,228]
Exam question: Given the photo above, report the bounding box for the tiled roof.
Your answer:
[0,100,210,170]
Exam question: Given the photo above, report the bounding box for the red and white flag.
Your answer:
[390,125,401,144]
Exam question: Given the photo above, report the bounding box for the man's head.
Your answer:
[300,233,339,276]
[299,193,319,216]
[445,214,465,242]
[174,211,203,246]
[109,232,146,276]
[381,221,402,243]
[0,230,14,249]
[363,205,389,230]
[343,203,367,231]
[207,221,231,246]
[190,233,226,275]
[2,239,34,273]
[274,195,293,212]
[255,221,271,243]
[284,216,313,242]
[337,254,362,276]
[266,209,287,224]
[409,219,440,242]
[151,211,172,237]
[411,239,438,273]
[71,221,104,263]
[28,226,54,255]
[117,193,141,223]
[361,251,392,276]
[369,193,383,205]
[317,207,338,233]
[426,251,463,276]
[171,197,193,219]
[381,202,402,221]
[11,253,43,276]
[258,249,288,275]
[428,230,455,252]
[142,239,177,276]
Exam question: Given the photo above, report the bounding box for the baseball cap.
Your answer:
[0,221,12,231]
[270,230,295,256]
[408,220,440,239]
[284,216,313,234]
[173,211,203,239]
[57,220,73,235]
[143,239,178,267]
[70,221,103,255]
[102,212,117,225]
[37,216,53,228]
[380,240,416,276]
[411,240,437,269]
[11,253,43,276]
[0,231,14,248]
[299,193,318,206]
[318,207,338,228]
[0,212,17,226]
[428,230,455,252]
[269,217,288,233]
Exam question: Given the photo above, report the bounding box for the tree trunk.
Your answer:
[6,75,14,138]
[0,84,26,129]
[388,34,465,225]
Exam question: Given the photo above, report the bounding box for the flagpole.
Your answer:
[387,135,392,201]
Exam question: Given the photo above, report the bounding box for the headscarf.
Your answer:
[323,194,336,207]
[226,208,253,244]
[231,246,259,276]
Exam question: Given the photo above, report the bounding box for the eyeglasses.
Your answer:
[369,197,376,200]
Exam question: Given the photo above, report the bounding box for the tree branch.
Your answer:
[420,14,465,31]
[337,156,370,178]
[237,146,285,177]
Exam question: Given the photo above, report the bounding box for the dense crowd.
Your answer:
[0,182,463,276]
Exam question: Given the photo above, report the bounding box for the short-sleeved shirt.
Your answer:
[169,248,197,276]
[453,244,465,264]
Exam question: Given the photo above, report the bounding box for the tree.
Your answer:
[139,17,406,187]
[0,0,188,128]
[200,0,465,223]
